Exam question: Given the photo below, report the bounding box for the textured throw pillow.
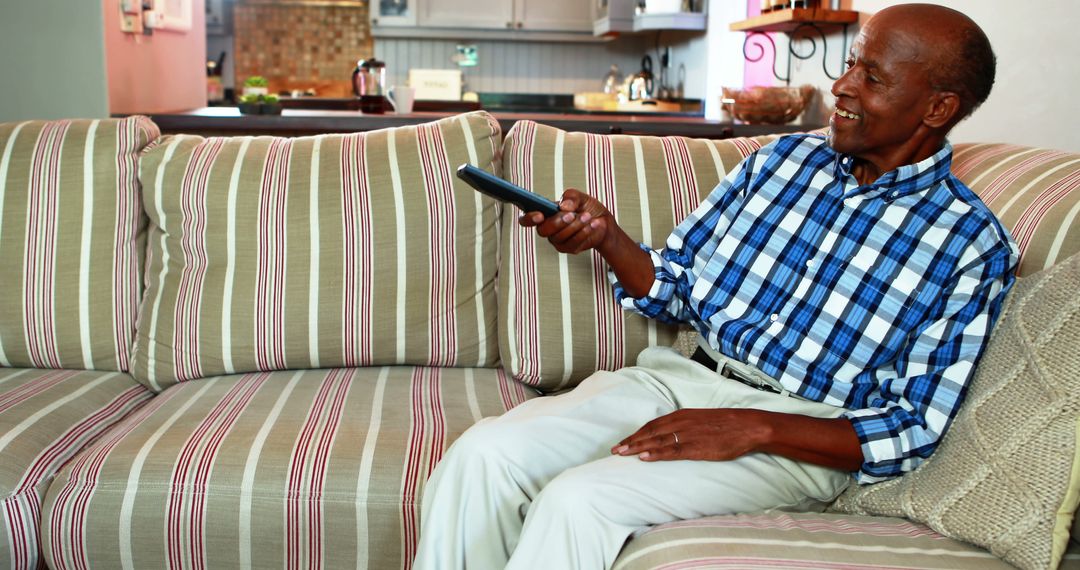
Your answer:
[498,119,778,391]
[131,112,503,391]
[0,116,160,371]
[830,251,1080,570]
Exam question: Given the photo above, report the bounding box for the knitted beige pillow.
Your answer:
[830,251,1080,570]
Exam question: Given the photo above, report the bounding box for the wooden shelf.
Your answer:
[729,8,859,33]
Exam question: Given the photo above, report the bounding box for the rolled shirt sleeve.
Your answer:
[610,153,756,323]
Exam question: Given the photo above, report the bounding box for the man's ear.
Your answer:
[924,91,962,129]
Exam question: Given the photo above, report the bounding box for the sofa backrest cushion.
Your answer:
[0,117,160,372]
[131,112,503,391]
[499,120,778,391]
[953,143,1080,277]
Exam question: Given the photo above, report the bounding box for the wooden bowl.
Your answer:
[722,85,815,124]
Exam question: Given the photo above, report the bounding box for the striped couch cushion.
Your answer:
[0,117,160,371]
[40,367,535,570]
[613,512,1024,570]
[953,143,1080,277]
[131,112,503,391]
[0,368,152,570]
[498,120,778,391]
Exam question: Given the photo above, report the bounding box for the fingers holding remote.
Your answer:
[518,189,613,255]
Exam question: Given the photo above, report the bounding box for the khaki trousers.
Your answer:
[413,347,853,570]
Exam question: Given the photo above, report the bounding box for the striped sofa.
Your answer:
[0,111,1077,570]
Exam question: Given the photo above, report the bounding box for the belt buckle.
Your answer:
[720,363,775,393]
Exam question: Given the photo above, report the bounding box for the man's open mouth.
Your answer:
[835,108,861,120]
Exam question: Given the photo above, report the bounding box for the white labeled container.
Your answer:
[407,69,463,101]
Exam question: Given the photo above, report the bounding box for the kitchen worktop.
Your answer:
[143,107,819,140]
[272,93,705,117]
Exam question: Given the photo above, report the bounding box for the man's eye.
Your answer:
[844,58,855,69]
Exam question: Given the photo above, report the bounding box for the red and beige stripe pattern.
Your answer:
[0,117,159,371]
[953,142,1080,277]
[131,112,503,390]
[0,368,152,570]
[498,121,777,391]
[341,133,374,367]
[613,512,1026,570]
[40,367,535,570]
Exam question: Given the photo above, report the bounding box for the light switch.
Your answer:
[120,13,139,32]
[120,0,140,14]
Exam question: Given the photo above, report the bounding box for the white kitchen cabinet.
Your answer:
[371,0,417,27]
[516,0,595,32]
[419,0,514,30]
[593,0,707,36]
[373,0,598,39]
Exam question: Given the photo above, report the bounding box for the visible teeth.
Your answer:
[836,109,861,120]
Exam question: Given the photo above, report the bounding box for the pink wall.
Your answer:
[743,0,776,88]
[103,0,207,114]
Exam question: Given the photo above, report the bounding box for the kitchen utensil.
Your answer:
[601,65,621,95]
[629,56,655,101]
[657,46,675,100]
[352,58,389,113]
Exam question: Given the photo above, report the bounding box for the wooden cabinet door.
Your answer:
[515,0,596,32]
[419,0,515,30]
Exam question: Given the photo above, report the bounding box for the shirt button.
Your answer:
[806,259,816,268]
[769,314,779,322]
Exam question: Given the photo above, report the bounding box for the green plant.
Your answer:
[239,93,262,104]
[244,76,268,88]
[263,94,279,104]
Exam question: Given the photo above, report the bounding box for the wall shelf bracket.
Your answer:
[741,21,850,85]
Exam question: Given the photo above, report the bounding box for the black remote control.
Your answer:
[456,164,560,217]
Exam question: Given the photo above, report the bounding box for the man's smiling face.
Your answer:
[827,11,941,175]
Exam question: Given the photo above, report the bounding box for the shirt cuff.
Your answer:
[841,407,927,484]
[609,245,677,319]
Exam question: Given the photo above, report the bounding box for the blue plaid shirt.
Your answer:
[612,135,1018,483]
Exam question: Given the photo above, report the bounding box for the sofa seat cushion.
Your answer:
[498,121,779,391]
[0,117,160,371]
[40,366,535,570]
[0,368,152,570]
[132,111,504,391]
[613,512,1021,570]
[952,143,1080,277]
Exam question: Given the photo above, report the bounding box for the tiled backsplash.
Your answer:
[233,0,373,98]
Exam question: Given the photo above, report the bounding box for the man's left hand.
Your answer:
[612,407,865,472]
[611,408,771,462]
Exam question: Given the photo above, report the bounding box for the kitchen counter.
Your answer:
[143,107,821,140]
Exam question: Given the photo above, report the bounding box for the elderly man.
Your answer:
[414,4,1017,569]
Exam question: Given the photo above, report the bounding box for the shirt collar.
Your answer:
[834,141,954,201]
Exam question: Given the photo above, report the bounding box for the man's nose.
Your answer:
[831,67,855,99]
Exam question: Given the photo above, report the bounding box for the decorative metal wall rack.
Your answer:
[729,8,860,85]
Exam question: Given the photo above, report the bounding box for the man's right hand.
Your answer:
[518,188,655,298]
[519,189,615,255]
